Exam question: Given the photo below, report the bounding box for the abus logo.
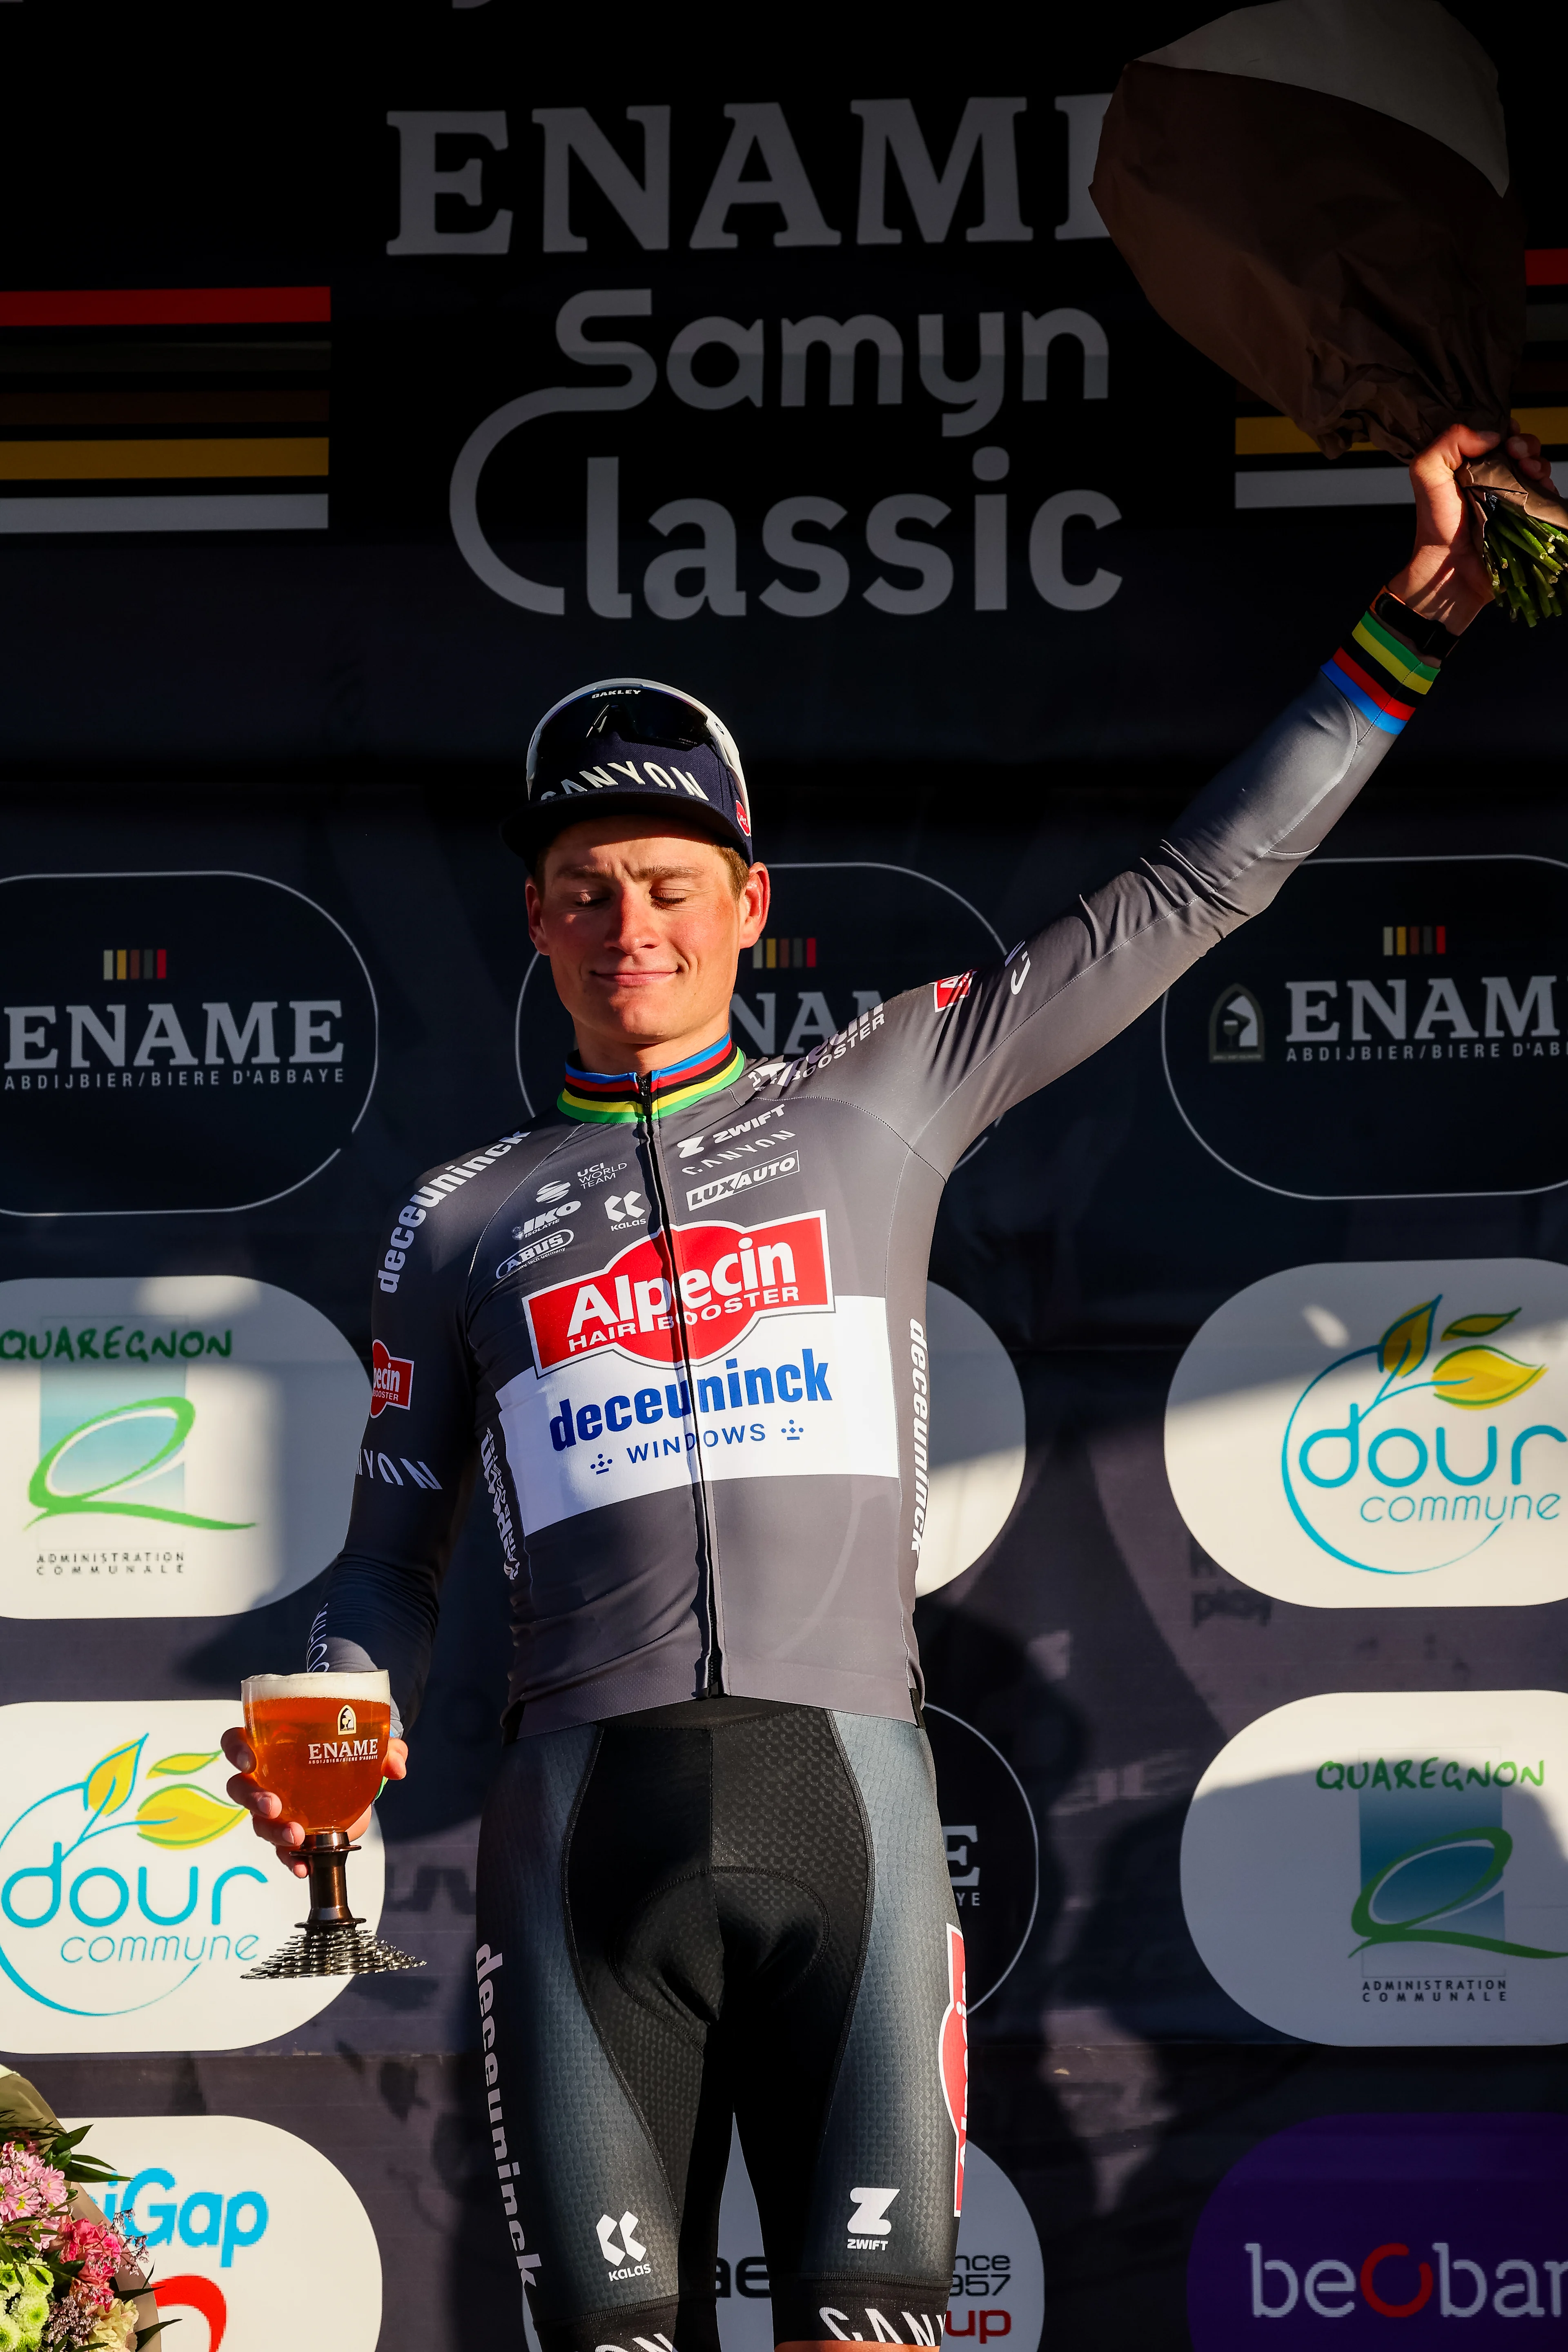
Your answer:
[369,1341,413,1417]
[1180,1692,1568,2045]
[1188,2114,1568,2351]
[523,1212,831,1373]
[1166,1260,1568,1609]
[0,1701,388,2049]
[496,1230,572,1279]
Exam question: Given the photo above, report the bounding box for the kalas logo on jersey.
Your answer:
[1166,1260,1568,1610]
[524,1212,832,1373]
[369,1341,413,1417]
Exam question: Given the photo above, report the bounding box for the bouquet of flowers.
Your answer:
[1091,0,1568,621]
[0,2073,158,2352]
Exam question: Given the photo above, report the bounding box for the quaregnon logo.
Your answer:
[1166,1260,1568,1610]
[1162,855,1568,1200]
[514,862,1004,1120]
[71,2112,383,2352]
[369,1341,413,1417]
[0,1276,368,1622]
[1188,2113,1568,2348]
[0,872,378,1216]
[523,1212,832,1373]
[1180,1692,1568,2045]
[0,1702,388,2050]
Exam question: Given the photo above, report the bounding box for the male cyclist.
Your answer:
[226,425,1544,2352]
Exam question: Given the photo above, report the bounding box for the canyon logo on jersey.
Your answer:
[523,1212,833,1373]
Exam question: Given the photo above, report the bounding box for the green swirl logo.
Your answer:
[1350,1825,1568,1961]
[27,1398,253,1530]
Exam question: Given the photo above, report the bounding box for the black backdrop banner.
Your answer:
[2,7,1568,2352]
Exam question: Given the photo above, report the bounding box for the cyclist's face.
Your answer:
[526,817,769,1067]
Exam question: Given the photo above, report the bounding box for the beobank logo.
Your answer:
[523,1212,831,1372]
[1180,1691,1568,2045]
[1166,1260,1568,1608]
[0,1701,386,2051]
[1189,2113,1568,2348]
[68,2112,381,2352]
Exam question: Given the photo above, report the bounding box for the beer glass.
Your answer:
[238,1670,422,1977]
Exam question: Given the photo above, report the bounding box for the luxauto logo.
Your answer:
[0,1701,387,2050]
[1180,1692,1568,2046]
[1165,1260,1568,1610]
[1187,2114,1568,2349]
[70,2114,383,2352]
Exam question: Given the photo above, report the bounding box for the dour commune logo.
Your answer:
[1165,1260,1568,1609]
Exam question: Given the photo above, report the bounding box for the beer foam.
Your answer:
[241,1670,391,1702]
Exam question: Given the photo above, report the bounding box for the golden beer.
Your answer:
[241,1671,390,1833]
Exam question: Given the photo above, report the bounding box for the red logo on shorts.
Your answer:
[933,971,973,1013]
[940,1923,968,2218]
[370,1339,414,1417]
[523,1211,832,1374]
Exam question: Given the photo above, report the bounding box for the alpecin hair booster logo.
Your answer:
[523,1210,832,1373]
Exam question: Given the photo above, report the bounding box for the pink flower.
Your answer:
[49,2214,128,2311]
[0,2141,68,2223]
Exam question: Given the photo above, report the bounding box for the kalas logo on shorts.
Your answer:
[523,1212,832,1373]
[1180,1692,1568,2045]
[1166,1260,1568,1609]
[1188,2113,1568,2348]
[369,1341,413,1417]
[0,1701,388,2051]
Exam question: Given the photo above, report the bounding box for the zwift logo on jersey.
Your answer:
[523,1212,833,1373]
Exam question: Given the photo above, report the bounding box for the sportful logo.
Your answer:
[523,1211,832,1372]
[1282,1296,1560,1579]
[369,1341,413,1418]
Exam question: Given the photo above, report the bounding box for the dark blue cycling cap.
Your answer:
[503,677,754,864]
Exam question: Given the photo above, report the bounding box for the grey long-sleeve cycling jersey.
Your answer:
[314,617,1438,1736]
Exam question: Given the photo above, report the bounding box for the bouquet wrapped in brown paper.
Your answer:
[1092,0,1568,621]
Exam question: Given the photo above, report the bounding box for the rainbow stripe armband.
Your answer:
[1321,604,1442,735]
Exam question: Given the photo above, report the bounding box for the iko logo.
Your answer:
[604,1191,648,1226]
[536,1179,573,1203]
[1166,1260,1568,1610]
[846,2187,898,2250]
[597,2210,650,2278]
[369,1341,413,1418]
[517,1199,580,1238]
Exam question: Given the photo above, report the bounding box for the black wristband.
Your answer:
[1373,589,1462,662]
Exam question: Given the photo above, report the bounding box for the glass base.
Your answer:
[238,1827,424,1978]
[242,1924,423,1978]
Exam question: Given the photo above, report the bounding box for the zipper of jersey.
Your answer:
[638,1073,725,1696]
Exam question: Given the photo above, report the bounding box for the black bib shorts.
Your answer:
[474,1700,967,2352]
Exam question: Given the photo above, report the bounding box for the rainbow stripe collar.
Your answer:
[558,1033,746,1126]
